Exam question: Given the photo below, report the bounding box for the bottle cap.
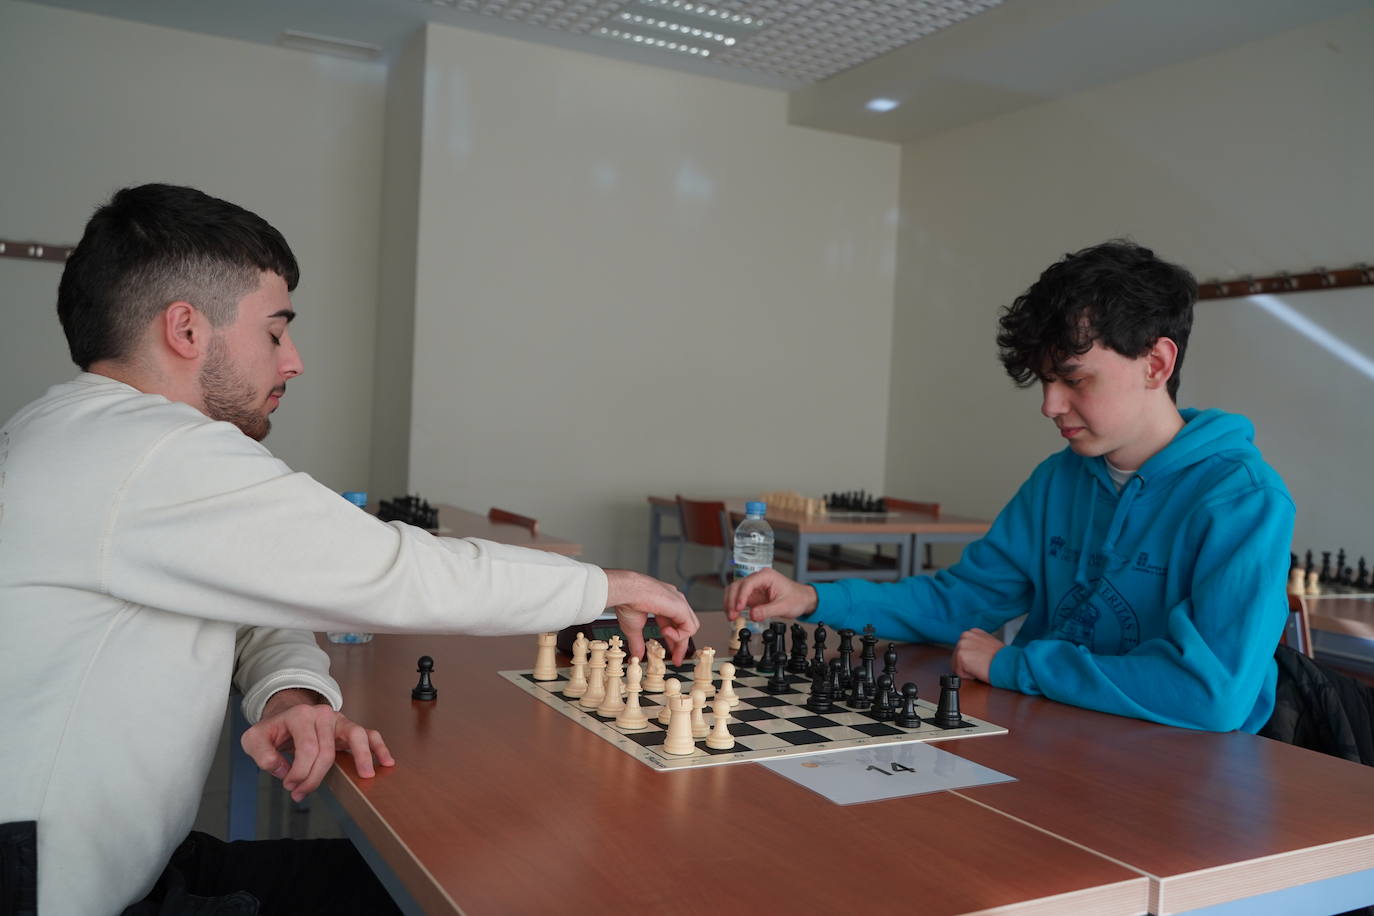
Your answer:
[342,491,368,508]
[744,501,766,516]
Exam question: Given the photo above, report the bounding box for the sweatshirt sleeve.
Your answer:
[103,420,609,637]
[809,476,1039,641]
[989,484,1295,732]
[233,626,342,723]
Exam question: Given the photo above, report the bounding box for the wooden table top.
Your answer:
[1305,593,1374,639]
[649,495,990,536]
[434,503,581,556]
[321,633,1148,916]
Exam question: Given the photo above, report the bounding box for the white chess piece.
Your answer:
[1288,566,1305,597]
[1306,570,1321,596]
[717,662,740,707]
[706,698,735,750]
[689,688,709,739]
[661,693,697,756]
[693,646,716,697]
[597,641,627,717]
[728,616,745,653]
[563,632,589,697]
[615,656,649,730]
[579,640,608,709]
[533,632,559,681]
[643,640,666,693]
[657,678,681,726]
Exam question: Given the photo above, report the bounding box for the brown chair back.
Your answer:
[1283,592,1314,658]
[488,507,539,536]
[675,496,730,548]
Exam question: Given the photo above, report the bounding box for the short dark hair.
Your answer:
[996,240,1196,400]
[57,184,299,370]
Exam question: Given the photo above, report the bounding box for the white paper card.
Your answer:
[761,741,1015,805]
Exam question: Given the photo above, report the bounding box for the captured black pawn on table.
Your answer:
[412,655,438,701]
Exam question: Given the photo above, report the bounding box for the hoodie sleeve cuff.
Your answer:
[989,644,1025,691]
[806,582,851,627]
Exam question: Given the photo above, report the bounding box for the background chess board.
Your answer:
[499,660,1007,771]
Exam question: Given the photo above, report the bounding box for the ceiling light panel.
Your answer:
[416,0,1005,84]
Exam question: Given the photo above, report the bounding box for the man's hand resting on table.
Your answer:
[241,688,396,802]
[953,628,1005,684]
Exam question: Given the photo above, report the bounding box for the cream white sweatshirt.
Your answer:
[0,374,608,915]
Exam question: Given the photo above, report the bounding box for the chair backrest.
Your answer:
[675,495,731,549]
[1284,591,1314,658]
[885,497,940,520]
[488,507,539,536]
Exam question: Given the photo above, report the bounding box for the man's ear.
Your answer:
[1144,337,1178,390]
[162,302,206,360]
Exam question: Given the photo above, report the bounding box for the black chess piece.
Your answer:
[883,643,899,692]
[895,683,922,728]
[732,628,756,669]
[412,655,438,701]
[806,664,834,714]
[860,625,878,690]
[766,653,791,694]
[788,623,810,673]
[810,624,828,678]
[770,622,788,670]
[1320,551,1333,583]
[837,628,856,689]
[1337,549,1347,579]
[872,674,894,721]
[932,674,964,728]
[1340,565,1355,588]
[756,628,777,674]
[827,658,844,705]
[1357,558,1370,590]
[1305,549,1314,574]
[846,669,870,710]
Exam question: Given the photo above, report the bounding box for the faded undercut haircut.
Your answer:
[996,240,1197,401]
[57,183,299,370]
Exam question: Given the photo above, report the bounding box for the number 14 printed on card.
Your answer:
[761,742,1015,805]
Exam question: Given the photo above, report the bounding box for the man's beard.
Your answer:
[199,335,273,442]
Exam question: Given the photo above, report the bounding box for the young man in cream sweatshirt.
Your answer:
[0,183,699,915]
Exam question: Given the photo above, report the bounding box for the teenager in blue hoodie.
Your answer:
[724,241,1296,733]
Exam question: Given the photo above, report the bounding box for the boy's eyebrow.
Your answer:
[268,309,296,323]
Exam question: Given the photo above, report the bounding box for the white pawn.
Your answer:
[661,693,697,756]
[689,687,710,739]
[616,656,649,730]
[657,678,681,726]
[1287,566,1305,597]
[533,632,558,681]
[706,699,735,750]
[643,640,667,693]
[693,646,716,697]
[562,631,589,698]
[578,640,608,709]
[597,640,627,717]
[717,662,740,707]
[1306,570,1321,596]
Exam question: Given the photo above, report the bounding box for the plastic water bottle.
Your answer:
[327,491,374,645]
[732,501,774,581]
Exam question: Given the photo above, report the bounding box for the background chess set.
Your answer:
[499,657,1006,771]
[1292,548,1374,598]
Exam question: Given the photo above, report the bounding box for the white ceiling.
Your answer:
[20,0,1370,141]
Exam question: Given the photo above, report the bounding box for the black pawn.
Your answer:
[895,683,922,728]
[827,658,844,704]
[733,628,756,669]
[806,665,834,714]
[755,628,776,673]
[810,624,828,678]
[788,623,810,673]
[933,674,964,728]
[846,669,870,710]
[766,652,791,694]
[412,655,438,701]
[871,674,894,721]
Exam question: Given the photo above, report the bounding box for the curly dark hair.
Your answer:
[58,184,299,370]
[996,240,1196,401]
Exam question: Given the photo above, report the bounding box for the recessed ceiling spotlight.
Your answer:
[865,97,901,113]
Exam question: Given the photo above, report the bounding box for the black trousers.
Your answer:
[121,832,401,916]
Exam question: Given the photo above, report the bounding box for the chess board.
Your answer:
[499,660,1007,771]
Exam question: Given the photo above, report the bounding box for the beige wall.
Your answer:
[888,6,1374,554]
[403,23,901,569]
[0,0,386,491]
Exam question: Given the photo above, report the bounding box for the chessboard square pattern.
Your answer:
[499,666,1006,771]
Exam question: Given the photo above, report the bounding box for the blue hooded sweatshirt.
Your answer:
[809,408,1296,733]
